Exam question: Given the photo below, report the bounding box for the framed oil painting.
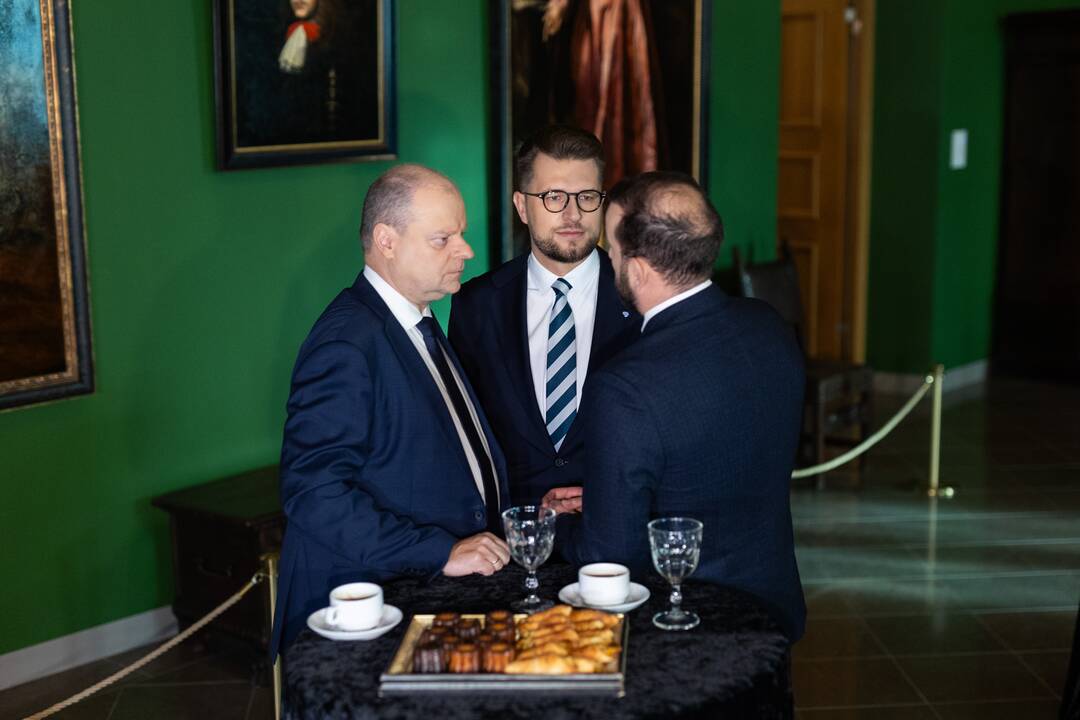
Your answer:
[0,0,94,412]
[213,0,396,170]
[490,0,711,262]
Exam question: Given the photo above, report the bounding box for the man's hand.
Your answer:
[541,486,583,515]
[442,532,511,577]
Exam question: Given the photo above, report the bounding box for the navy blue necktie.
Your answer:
[545,278,577,450]
[416,317,501,532]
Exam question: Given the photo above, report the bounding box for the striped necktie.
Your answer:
[545,278,577,451]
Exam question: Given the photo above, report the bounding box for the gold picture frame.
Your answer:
[0,0,94,411]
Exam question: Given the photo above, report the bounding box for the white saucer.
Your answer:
[307,604,403,641]
[558,582,650,613]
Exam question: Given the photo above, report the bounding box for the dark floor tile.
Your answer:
[107,683,253,720]
[1018,651,1071,697]
[897,653,1053,703]
[799,706,937,719]
[0,657,126,720]
[932,698,1060,719]
[866,613,1007,655]
[246,686,276,720]
[29,689,118,720]
[792,658,922,708]
[793,617,885,660]
[977,610,1078,651]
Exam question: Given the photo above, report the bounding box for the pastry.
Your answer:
[432,612,459,629]
[448,643,481,673]
[485,610,513,626]
[456,618,481,640]
[412,641,445,673]
[504,655,578,675]
[487,621,515,643]
[482,642,515,673]
[475,632,496,647]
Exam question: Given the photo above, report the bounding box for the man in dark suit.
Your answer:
[449,125,640,508]
[271,165,511,659]
[555,172,807,641]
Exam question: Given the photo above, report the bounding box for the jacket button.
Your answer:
[474,510,484,522]
[554,458,567,468]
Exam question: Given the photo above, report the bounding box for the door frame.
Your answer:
[845,0,874,363]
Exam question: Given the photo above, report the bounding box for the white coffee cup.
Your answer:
[326,582,383,631]
[578,563,631,606]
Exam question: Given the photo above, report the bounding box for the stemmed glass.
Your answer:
[502,505,557,612]
[648,517,703,630]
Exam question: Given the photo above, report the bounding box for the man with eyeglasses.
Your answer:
[449,125,641,508]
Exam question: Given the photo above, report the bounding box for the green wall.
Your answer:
[868,0,1080,373]
[0,2,779,655]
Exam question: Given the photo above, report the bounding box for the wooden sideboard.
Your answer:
[152,465,284,652]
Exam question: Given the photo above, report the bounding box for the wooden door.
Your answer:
[995,11,1080,381]
[778,0,853,360]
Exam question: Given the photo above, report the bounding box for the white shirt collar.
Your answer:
[363,265,431,330]
[641,280,712,331]
[527,248,600,292]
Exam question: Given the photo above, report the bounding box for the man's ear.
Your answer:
[512,192,530,226]
[371,222,397,259]
[628,256,650,291]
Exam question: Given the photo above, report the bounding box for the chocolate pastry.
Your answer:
[432,612,459,629]
[456,618,481,640]
[412,641,445,673]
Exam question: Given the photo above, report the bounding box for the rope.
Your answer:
[24,573,265,720]
[791,372,935,479]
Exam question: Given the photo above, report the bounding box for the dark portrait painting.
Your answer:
[491,0,711,261]
[0,0,93,411]
[214,0,396,169]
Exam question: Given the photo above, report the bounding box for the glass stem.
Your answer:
[525,569,539,601]
[669,583,683,616]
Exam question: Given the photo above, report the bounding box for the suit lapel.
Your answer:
[496,270,554,456]
[353,275,480,496]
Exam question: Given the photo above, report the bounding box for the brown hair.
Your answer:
[607,172,724,287]
[514,124,604,190]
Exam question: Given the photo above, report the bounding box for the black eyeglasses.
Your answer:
[520,189,606,214]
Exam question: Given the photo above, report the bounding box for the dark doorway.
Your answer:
[994,11,1080,382]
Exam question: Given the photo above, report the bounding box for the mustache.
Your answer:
[555,224,585,232]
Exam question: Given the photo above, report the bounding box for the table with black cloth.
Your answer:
[283,563,793,719]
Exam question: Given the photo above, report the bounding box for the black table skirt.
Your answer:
[284,563,793,719]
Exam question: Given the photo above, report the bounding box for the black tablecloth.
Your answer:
[284,563,793,719]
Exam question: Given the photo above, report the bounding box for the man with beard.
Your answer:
[449,125,640,507]
[552,172,807,642]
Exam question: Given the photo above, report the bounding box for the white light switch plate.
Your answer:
[950,129,968,169]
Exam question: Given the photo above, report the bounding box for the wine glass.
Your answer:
[502,505,557,612]
[648,517,703,630]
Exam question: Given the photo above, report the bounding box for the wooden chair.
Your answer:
[732,244,874,489]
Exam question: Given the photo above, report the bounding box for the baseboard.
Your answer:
[0,605,177,691]
[874,359,988,396]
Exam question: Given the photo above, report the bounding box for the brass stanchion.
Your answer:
[926,363,954,498]
[261,553,282,720]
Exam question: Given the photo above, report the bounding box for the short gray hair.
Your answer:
[359,164,456,248]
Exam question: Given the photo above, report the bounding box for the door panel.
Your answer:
[779,0,850,360]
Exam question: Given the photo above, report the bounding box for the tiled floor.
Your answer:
[792,378,1080,718]
[2,378,1077,719]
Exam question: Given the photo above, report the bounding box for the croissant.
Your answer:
[504,655,578,674]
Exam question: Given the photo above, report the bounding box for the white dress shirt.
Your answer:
[641,280,713,331]
[363,266,498,506]
[526,249,600,418]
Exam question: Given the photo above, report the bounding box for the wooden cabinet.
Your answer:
[152,466,284,652]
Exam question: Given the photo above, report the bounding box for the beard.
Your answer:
[531,224,599,265]
[615,262,638,311]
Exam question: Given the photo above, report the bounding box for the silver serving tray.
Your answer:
[378,612,629,697]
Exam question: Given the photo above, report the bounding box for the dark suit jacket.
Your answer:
[270,274,509,659]
[448,250,640,507]
[559,286,807,641]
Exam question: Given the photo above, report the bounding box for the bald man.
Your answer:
[553,172,807,642]
[271,165,511,658]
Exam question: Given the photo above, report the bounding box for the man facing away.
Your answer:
[271,165,511,659]
[554,172,807,641]
[449,125,640,508]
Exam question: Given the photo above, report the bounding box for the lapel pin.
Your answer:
[622,311,630,318]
